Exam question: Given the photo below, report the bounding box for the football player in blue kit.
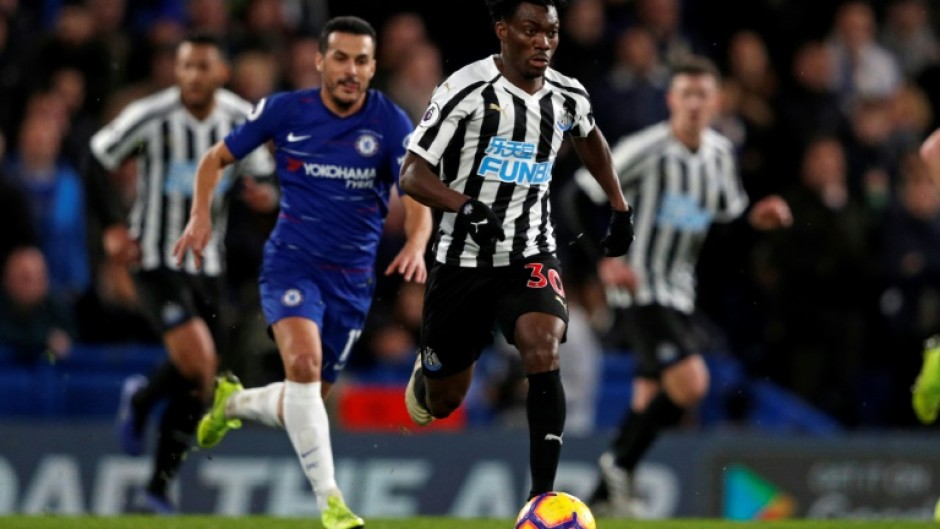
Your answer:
[173,16,431,529]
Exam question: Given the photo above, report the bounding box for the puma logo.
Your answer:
[544,433,564,445]
[488,103,504,112]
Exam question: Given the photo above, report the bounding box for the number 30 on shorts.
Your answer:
[524,263,565,296]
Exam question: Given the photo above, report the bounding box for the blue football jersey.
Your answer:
[225,88,413,268]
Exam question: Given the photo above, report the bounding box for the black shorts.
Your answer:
[622,305,702,379]
[132,268,224,342]
[418,254,569,378]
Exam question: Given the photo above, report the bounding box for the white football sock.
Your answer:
[283,380,339,509]
[226,381,283,428]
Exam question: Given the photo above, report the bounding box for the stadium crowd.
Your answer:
[0,0,939,430]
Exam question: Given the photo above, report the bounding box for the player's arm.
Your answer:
[89,103,152,266]
[922,128,940,189]
[569,127,634,257]
[172,141,236,268]
[400,151,505,246]
[385,194,432,283]
[399,151,467,212]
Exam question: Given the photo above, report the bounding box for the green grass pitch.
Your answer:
[0,518,934,529]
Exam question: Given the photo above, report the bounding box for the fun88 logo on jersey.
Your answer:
[477,137,554,184]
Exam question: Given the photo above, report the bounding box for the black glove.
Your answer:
[600,206,634,257]
[456,198,505,246]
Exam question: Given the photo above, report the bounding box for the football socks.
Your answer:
[526,369,566,498]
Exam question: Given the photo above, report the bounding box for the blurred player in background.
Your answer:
[399,0,634,501]
[572,56,792,517]
[88,34,277,513]
[174,16,431,529]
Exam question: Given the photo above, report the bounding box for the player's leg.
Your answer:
[406,262,495,425]
[141,316,216,512]
[117,362,180,456]
[913,335,940,423]
[591,376,659,515]
[497,256,570,499]
[514,312,567,499]
[598,306,705,516]
[272,316,363,529]
[126,271,217,513]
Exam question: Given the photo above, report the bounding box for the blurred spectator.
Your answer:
[774,41,846,187]
[234,0,289,55]
[230,49,279,103]
[841,97,897,212]
[879,152,940,424]
[4,114,89,302]
[0,10,31,141]
[635,0,695,65]
[386,42,442,124]
[187,0,229,39]
[0,155,36,268]
[86,0,130,89]
[826,1,902,107]
[0,247,74,364]
[721,31,778,195]
[889,82,934,151]
[280,0,330,35]
[280,34,321,90]
[881,0,938,78]
[49,67,98,170]
[757,137,872,426]
[374,12,426,90]
[34,4,112,117]
[590,27,669,143]
[552,0,610,89]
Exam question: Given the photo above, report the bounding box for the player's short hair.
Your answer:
[319,16,377,54]
[484,0,569,24]
[669,55,721,83]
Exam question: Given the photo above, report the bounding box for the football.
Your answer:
[515,491,597,529]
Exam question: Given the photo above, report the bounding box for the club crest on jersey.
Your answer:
[421,346,442,372]
[556,110,575,132]
[355,132,380,157]
[282,288,303,307]
[420,102,441,127]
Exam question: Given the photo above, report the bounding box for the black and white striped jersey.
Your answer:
[576,122,748,313]
[408,55,594,267]
[90,87,275,276]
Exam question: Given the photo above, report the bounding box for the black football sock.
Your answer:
[591,409,641,503]
[614,391,684,472]
[526,370,566,499]
[131,362,186,431]
[147,383,203,498]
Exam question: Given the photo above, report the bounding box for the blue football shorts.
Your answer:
[259,242,375,382]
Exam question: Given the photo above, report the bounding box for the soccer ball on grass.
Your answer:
[515,491,596,529]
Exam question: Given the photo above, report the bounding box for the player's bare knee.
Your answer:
[521,345,559,373]
[283,351,321,382]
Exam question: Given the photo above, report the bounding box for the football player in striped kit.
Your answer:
[574,56,792,516]
[400,0,635,501]
[89,34,276,514]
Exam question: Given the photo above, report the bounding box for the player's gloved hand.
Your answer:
[600,206,635,257]
[456,198,505,246]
